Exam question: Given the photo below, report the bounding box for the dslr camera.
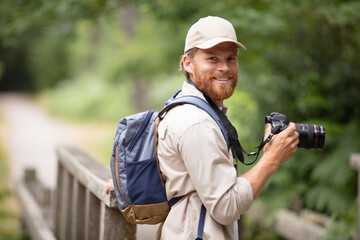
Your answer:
[265,112,325,149]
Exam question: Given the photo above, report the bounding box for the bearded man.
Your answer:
[156,16,299,239]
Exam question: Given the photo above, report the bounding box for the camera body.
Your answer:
[265,112,325,149]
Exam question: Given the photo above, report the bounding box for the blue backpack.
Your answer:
[110,91,229,228]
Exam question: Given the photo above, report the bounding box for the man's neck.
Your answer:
[212,98,224,107]
[187,80,224,107]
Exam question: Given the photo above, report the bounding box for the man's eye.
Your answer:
[208,57,217,61]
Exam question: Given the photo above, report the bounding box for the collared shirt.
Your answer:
[157,82,254,240]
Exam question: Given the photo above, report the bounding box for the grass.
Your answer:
[0,111,24,240]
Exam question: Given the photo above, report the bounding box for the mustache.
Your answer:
[211,73,236,78]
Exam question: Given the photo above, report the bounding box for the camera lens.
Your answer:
[295,124,325,149]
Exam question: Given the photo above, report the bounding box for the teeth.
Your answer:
[215,78,230,81]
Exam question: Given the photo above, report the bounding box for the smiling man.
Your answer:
[156,16,299,239]
[183,42,238,106]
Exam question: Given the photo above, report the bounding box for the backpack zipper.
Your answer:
[114,144,122,195]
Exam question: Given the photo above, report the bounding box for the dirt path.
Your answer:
[0,93,157,239]
[0,93,77,188]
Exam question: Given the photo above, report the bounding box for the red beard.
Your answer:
[193,68,237,102]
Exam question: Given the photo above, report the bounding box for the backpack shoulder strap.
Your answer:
[158,94,230,149]
[155,93,225,239]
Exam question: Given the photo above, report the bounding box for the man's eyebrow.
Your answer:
[203,50,217,55]
[203,49,237,56]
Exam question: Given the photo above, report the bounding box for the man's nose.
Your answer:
[218,61,230,72]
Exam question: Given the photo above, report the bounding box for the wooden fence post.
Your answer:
[350,153,360,240]
[54,145,136,240]
[17,145,136,240]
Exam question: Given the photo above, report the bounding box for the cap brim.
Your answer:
[195,37,246,51]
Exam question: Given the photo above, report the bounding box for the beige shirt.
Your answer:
[157,82,254,240]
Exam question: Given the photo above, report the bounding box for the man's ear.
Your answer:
[182,55,193,75]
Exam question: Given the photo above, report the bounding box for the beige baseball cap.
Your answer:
[184,16,246,53]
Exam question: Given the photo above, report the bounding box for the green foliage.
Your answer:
[305,121,359,213]
[27,31,70,91]
[242,1,360,123]
[0,0,121,47]
[0,61,3,78]
[0,36,35,92]
[148,74,185,109]
[41,75,133,122]
[229,4,359,235]
[226,88,261,149]
[37,8,187,117]
[324,201,357,240]
[260,121,359,238]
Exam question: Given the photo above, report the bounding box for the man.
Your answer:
[156,16,299,239]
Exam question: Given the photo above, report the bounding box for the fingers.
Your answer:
[281,123,298,137]
[263,122,299,149]
[105,179,114,194]
[268,123,299,149]
[264,123,298,140]
[262,122,299,166]
[285,122,296,133]
[283,123,299,150]
[289,123,299,142]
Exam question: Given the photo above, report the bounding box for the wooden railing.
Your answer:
[16,145,136,240]
[16,169,55,240]
[54,145,136,240]
[350,153,360,239]
[16,148,360,239]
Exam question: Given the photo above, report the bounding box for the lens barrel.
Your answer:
[295,124,325,149]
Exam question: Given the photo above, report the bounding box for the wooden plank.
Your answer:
[356,171,360,240]
[85,189,101,240]
[56,145,117,208]
[72,179,86,240]
[99,202,136,240]
[59,168,70,240]
[350,153,360,170]
[65,173,74,240]
[54,163,64,239]
[56,145,135,239]
[16,181,56,240]
[274,210,327,240]
[350,153,360,239]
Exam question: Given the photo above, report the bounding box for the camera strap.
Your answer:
[204,95,273,166]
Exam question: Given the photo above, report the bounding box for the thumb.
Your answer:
[264,123,272,140]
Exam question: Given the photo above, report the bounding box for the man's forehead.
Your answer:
[198,42,238,55]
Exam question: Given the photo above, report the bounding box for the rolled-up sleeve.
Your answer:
[178,120,254,225]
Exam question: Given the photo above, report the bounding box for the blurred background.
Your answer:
[0,0,359,239]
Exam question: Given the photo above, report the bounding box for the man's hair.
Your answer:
[179,48,198,81]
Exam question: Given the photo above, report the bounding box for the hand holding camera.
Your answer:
[262,122,299,166]
[265,112,325,149]
[259,112,325,167]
